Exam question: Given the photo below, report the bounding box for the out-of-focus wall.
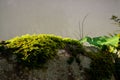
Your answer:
[0,0,119,40]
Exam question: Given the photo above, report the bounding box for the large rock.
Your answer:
[0,49,91,80]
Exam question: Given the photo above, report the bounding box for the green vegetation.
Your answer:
[80,34,119,53]
[0,33,116,80]
[88,52,113,80]
[111,15,120,27]
[2,34,82,69]
[6,34,64,69]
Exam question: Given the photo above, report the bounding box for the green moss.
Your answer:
[6,34,64,69]
[85,51,114,80]
[6,34,83,69]
[117,34,120,50]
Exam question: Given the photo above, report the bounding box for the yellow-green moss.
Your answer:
[6,34,82,69]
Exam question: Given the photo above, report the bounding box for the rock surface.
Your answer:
[0,49,91,80]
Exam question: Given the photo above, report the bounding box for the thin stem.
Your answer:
[81,14,88,38]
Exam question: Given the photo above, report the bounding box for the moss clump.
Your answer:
[84,47,114,80]
[6,34,64,69]
[6,34,82,69]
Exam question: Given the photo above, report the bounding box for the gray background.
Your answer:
[0,0,120,40]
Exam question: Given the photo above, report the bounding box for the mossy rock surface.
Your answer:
[0,34,115,80]
[6,34,82,69]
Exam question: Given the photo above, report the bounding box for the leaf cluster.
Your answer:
[111,15,120,26]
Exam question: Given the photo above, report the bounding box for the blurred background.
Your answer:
[0,0,120,40]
